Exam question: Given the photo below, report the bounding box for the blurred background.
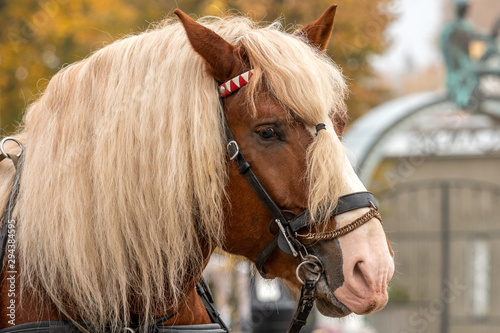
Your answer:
[2,0,500,332]
[0,0,393,134]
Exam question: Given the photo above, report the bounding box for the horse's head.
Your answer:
[176,5,394,317]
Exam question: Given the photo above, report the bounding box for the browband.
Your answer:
[218,70,254,98]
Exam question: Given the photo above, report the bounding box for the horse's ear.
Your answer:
[174,9,242,82]
[298,5,338,51]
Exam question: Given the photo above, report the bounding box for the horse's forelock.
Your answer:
[238,25,349,224]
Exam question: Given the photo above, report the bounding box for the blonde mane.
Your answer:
[0,13,348,331]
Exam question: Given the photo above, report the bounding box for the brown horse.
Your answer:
[0,5,394,332]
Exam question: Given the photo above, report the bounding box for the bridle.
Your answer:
[218,70,382,332]
[0,70,382,332]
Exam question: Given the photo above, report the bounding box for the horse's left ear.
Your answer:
[298,5,338,51]
[174,9,244,82]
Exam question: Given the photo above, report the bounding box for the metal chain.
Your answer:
[296,207,382,241]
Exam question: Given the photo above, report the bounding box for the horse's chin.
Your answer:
[314,275,352,317]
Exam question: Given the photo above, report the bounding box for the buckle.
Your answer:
[226,140,240,160]
[1,137,24,159]
[275,219,299,257]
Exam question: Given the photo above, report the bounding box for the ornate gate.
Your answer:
[374,179,500,333]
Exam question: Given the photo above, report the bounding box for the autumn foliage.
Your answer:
[0,0,393,134]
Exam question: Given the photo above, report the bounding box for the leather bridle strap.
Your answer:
[253,234,279,276]
[254,191,377,276]
[278,192,377,254]
[222,101,290,226]
[287,280,315,333]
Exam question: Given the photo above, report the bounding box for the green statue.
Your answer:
[441,0,500,109]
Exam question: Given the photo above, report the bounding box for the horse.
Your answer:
[0,5,394,332]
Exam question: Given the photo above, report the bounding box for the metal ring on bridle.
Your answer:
[226,140,240,160]
[295,255,324,285]
[123,328,135,333]
[0,137,23,159]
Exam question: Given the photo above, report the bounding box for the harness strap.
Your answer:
[221,95,379,263]
[0,322,227,333]
[0,278,225,332]
[219,74,382,332]
[286,192,377,235]
[0,152,22,278]
[254,191,378,275]
[195,277,230,332]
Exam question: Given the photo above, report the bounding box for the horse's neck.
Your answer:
[162,287,211,325]
[0,259,212,328]
[0,154,216,328]
[0,260,62,327]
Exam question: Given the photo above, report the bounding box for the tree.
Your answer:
[0,0,393,135]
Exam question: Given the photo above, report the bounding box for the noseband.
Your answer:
[219,71,382,332]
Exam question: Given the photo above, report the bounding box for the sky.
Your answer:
[372,0,445,75]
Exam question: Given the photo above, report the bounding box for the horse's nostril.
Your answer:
[352,261,370,289]
[353,261,362,276]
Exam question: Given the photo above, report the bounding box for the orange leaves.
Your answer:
[0,0,394,135]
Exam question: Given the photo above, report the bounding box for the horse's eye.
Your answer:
[257,127,279,140]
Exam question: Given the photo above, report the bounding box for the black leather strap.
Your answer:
[0,322,227,332]
[195,277,230,332]
[254,234,279,276]
[221,97,379,268]
[0,278,224,333]
[0,154,22,277]
[224,122,289,225]
[287,280,316,333]
[333,191,377,216]
[276,192,377,255]
[152,309,182,327]
[220,83,380,333]
[286,191,377,234]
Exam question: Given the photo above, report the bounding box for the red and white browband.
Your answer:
[218,70,254,98]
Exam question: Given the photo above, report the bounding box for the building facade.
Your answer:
[344,91,500,332]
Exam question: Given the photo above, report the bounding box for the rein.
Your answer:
[218,71,382,333]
